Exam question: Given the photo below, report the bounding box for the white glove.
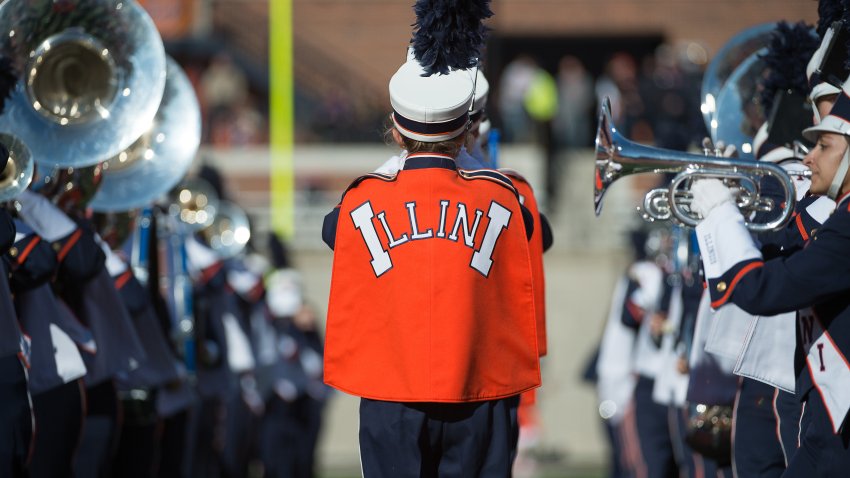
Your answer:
[628,261,663,309]
[690,179,734,219]
[15,189,78,241]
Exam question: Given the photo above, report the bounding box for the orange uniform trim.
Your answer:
[625,300,645,323]
[710,261,764,308]
[57,230,82,262]
[113,270,133,290]
[795,214,809,241]
[199,261,224,285]
[16,236,42,265]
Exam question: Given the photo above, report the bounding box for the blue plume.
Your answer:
[0,57,16,115]
[411,0,493,76]
[758,22,819,114]
[818,0,845,37]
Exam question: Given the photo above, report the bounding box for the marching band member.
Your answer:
[6,194,92,478]
[691,73,850,476]
[715,22,822,477]
[594,229,646,478]
[21,183,148,478]
[322,3,541,474]
[0,205,30,478]
[92,212,185,478]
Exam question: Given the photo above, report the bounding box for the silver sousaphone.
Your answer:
[0,133,33,201]
[710,50,767,161]
[199,200,251,259]
[0,0,166,168]
[701,23,775,145]
[89,57,201,211]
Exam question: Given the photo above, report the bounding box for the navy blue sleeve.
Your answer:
[757,195,824,259]
[708,204,850,315]
[540,212,553,252]
[322,206,340,250]
[0,210,13,255]
[620,278,644,329]
[5,234,58,292]
[55,223,105,283]
[521,204,534,241]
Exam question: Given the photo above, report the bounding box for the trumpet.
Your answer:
[594,98,798,232]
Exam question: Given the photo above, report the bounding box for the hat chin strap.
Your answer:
[827,146,850,200]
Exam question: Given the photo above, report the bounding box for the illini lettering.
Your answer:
[350,200,512,277]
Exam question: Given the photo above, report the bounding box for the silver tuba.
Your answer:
[0,132,33,201]
[167,177,219,231]
[199,201,251,259]
[89,56,201,212]
[700,23,775,147]
[0,0,166,168]
[594,97,798,233]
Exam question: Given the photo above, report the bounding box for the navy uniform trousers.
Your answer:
[783,393,850,477]
[733,378,789,477]
[359,395,519,478]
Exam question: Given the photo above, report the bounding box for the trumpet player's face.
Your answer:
[804,132,849,195]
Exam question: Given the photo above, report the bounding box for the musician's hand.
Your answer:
[691,179,734,218]
[702,138,737,158]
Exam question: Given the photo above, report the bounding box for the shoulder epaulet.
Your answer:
[340,172,398,200]
[498,167,532,186]
[458,168,517,195]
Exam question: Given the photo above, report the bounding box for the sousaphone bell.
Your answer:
[0,0,166,167]
[0,132,33,201]
[89,57,201,212]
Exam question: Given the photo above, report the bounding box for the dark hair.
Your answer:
[382,114,467,157]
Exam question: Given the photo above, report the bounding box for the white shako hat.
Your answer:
[469,69,489,119]
[803,77,850,199]
[389,60,474,143]
[807,25,842,114]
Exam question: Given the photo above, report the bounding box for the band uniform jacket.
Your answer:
[500,168,549,357]
[54,223,147,387]
[112,267,183,390]
[705,193,850,432]
[323,154,540,403]
[5,226,87,394]
[0,210,24,362]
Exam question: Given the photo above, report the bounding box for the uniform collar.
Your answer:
[837,190,850,209]
[402,153,457,171]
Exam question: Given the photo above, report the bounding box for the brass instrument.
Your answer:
[29,162,104,212]
[594,98,798,233]
[701,23,775,147]
[167,178,219,231]
[89,56,201,212]
[0,133,33,201]
[200,201,251,259]
[0,0,166,167]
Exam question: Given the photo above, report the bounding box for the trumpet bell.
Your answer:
[89,57,201,212]
[200,201,251,259]
[0,133,33,201]
[0,0,166,168]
